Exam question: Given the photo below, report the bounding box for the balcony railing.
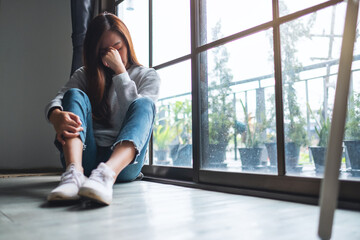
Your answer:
[153,55,360,178]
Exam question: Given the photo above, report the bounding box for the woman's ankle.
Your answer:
[66,162,84,174]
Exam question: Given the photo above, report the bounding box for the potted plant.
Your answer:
[208,79,234,167]
[170,99,192,166]
[153,124,176,163]
[307,104,330,173]
[344,92,360,172]
[282,52,308,172]
[265,139,277,168]
[264,94,278,168]
[263,89,307,172]
[263,81,307,172]
[238,100,266,169]
[153,105,176,163]
[168,100,184,162]
[207,21,235,167]
[276,2,313,172]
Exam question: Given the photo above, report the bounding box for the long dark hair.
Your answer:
[83,12,140,126]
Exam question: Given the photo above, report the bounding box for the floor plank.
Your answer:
[0,176,359,240]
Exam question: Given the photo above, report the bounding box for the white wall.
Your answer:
[0,0,72,170]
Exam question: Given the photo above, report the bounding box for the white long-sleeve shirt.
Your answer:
[45,65,161,147]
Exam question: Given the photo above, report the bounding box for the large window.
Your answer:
[116,0,360,203]
[200,29,276,174]
[116,0,149,66]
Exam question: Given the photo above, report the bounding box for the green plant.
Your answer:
[284,84,307,147]
[280,9,312,147]
[239,100,266,148]
[153,124,176,151]
[172,99,192,144]
[345,92,360,140]
[265,93,277,142]
[208,20,235,145]
[153,104,176,151]
[307,104,331,147]
[266,1,314,147]
[208,86,234,145]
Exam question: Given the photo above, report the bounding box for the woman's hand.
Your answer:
[49,109,83,145]
[102,47,126,74]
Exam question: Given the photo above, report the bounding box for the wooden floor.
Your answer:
[0,176,359,240]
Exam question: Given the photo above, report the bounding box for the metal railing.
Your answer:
[156,55,360,162]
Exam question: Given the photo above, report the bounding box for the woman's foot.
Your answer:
[78,162,115,205]
[47,164,86,202]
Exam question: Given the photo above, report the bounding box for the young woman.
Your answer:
[45,12,160,205]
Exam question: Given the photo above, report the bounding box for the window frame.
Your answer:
[113,0,360,209]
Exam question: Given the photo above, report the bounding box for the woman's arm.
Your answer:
[49,108,83,145]
[44,67,87,122]
[102,47,161,107]
[112,68,161,105]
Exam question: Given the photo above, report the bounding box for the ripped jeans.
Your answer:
[54,88,155,182]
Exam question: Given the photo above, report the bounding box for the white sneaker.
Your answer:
[47,164,86,202]
[78,162,115,205]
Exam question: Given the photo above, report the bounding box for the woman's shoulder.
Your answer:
[70,67,88,82]
[130,65,156,74]
[67,67,88,89]
[129,65,159,79]
[72,66,86,77]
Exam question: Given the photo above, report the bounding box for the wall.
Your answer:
[0,0,72,170]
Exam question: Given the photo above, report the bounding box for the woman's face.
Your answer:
[99,30,129,68]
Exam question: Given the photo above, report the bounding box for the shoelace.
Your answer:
[89,168,113,185]
[59,167,82,187]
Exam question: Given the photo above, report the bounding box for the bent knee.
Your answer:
[133,97,155,112]
[134,97,155,107]
[63,88,90,104]
[63,88,88,100]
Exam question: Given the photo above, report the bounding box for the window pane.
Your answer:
[279,2,360,180]
[200,28,276,174]
[117,0,149,67]
[153,0,190,66]
[201,0,272,45]
[153,60,192,167]
[279,0,328,17]
[343,11,360,180]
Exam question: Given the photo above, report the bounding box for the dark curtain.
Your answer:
[70,0,96,76]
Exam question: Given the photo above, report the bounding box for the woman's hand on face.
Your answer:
[102,47,126,74]
[49,109,83,145]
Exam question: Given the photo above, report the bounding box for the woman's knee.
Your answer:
[63,88,91,110]
[133,97,155,112]
[63,88,90,103]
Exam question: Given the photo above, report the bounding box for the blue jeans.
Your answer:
[55,88,155,182]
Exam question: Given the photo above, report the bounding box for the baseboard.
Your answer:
[0,168,63,178]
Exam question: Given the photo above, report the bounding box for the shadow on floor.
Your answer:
[0,178,59,202]
[1,177,116,211]
[41,200,106,210]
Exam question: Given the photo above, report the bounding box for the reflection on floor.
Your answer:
[0,176,359,240]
